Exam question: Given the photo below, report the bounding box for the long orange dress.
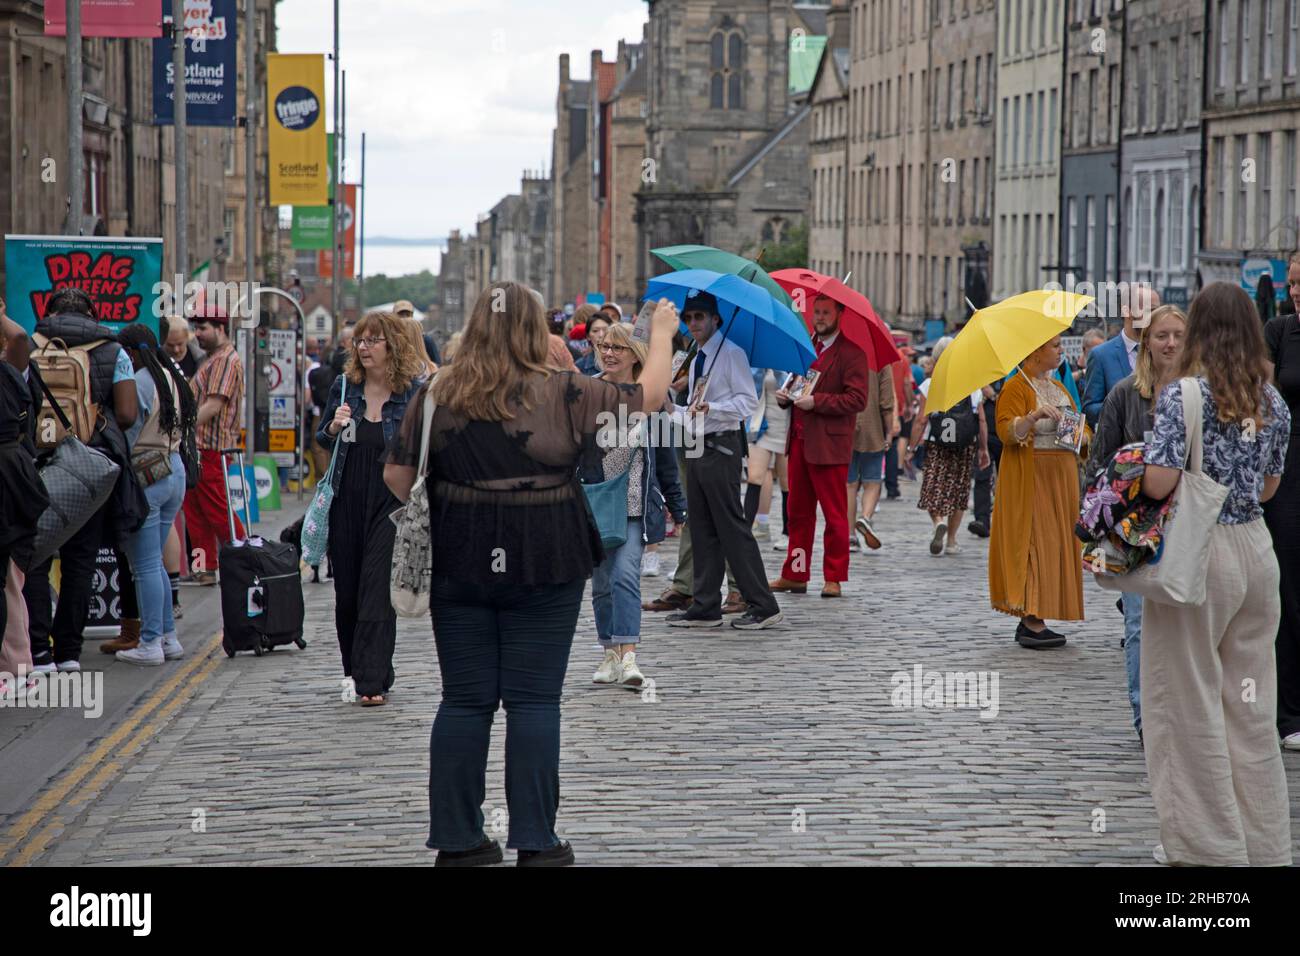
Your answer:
[988,373,1085,621]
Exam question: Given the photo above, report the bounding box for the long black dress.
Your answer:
[0,362,49,631]
[1264,314,1300,740]
[328,417,399,698]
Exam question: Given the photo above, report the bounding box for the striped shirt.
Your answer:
[194,342,243,451]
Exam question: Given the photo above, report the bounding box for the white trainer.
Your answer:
[31,662,56,675]
[641,550,661,577]
[619,651,645,688]
[1283,732,1300,751]
[56,660,81,673]
[592,649,622,684]
[162,634,185,660]
[1153,843,1170,865]
[117,641,164,667]
[773,534,789,552]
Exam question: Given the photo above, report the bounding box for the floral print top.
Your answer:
[1145,377,1291,525]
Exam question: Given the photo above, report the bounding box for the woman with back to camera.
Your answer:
[318,310,426,707]
[1141,282,1292,866]
[384,282,679,867]
[113,325,196,666]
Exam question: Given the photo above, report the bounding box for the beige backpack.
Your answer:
[30,334,106,448]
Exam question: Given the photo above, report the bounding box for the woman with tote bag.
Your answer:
[1139,282,1293,867]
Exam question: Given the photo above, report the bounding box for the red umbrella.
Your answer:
[771,269,903,371]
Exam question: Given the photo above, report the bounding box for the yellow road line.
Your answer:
[0,632,223,863]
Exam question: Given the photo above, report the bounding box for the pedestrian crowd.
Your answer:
[4,266,1299,871]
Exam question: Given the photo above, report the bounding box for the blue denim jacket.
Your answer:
[641,440,687,545]
[315,374,425,492]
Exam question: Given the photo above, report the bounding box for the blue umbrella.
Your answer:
[644,269,816,375]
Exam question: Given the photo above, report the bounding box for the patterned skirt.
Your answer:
[917,442,975,515]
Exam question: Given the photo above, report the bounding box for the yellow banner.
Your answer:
[267,53,327,206]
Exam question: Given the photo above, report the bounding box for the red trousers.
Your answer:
[183,450,244,573]
[780,435,850,583]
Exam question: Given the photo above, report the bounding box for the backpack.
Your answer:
[927,398,980,449]
[30,334,106,449]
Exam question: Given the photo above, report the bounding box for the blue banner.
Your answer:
[152,0,237,126]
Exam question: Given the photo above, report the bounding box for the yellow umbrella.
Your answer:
[926,289,1094,414]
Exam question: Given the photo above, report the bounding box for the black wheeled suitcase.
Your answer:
[217,448,307,658]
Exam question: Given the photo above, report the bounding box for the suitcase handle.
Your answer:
[219,448,253,542]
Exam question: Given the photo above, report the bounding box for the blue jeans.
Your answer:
[123,454,186,644]
[427,575,585,852]
[1122,591,1143,733]
[591,519,644,646]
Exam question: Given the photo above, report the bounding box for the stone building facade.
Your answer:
[992,0,1064,301]
[551,54,590,306]
[602,40,648,311]
[1201,0,1300,289]
[636,0,815,292]
[808,0,848,279]
[1120,0,1204,304]
[1060,1,1124,316]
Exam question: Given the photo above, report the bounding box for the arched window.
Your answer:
[710,23,745,109]
[761,217,786,244]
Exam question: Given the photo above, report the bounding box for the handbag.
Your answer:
[30,377,120,566]
[132,448,174,487]
[927,400,979,448]
[581,456,633,551]
[391,384,437,617]
[299,434,341,567]
[1094,378,1229,607]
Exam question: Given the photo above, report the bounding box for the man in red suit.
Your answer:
[770,296,870,597]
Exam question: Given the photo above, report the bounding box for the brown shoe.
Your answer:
[769,577,808,594]
[821,582,842,598]
[721,591,746,614]
[101,618,141,653]
[642,589,691,612]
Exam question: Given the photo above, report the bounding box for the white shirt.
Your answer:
[670,332,759,436]
[1121,329,1140,372]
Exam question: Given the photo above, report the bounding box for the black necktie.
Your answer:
[693,350,707,382]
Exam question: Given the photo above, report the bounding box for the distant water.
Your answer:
[361,242,443,279]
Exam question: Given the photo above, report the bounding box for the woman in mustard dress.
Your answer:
[988,335,1086,648]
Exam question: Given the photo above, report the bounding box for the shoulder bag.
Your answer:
[391,383,437,617]
[1094,377,1229,607]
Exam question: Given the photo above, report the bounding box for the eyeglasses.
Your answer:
[598,343,631,354]
[355,337,386,348]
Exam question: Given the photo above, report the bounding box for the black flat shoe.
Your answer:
[1015,623,1066,649]
[434,837,503,867]
[516,840,575,867]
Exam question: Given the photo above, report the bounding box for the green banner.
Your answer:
[291,132,333,249]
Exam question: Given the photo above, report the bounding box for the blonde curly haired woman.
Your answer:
[317,310,428,707]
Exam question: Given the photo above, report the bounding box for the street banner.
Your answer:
[317,184,356,278]
[1059,335,1083,366]
[85,548,123,636]
[1241,257,1288,301]
[45,0,162,37]
[152,0,238,126]
[267,53,328,206]
[291,134,334,249]
[3,234,163,336]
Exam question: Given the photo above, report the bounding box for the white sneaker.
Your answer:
[619,651,645,688]
[1153,843,1170,865]
[31,662,56,675]
[1283,732,1300,751]
[592,649,622,684]
[641,551,661,577]
[117,641,164,666]
[847,538,859,553]
[162,634,184,661]
[773,534,789,552]
[56,660,81,673]
[945,541,962,555]
[752,522,770,540]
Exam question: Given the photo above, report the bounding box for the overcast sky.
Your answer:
[276,0,646,241]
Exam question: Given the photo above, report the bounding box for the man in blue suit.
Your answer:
[1081,285,1161,428]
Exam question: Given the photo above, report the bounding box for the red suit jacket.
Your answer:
[781,335,870,466]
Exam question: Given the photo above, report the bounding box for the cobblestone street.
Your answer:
[5,483,1300,866]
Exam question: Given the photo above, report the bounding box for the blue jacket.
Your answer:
[315,374,425,491]
[1082,334,1133,428]
[641,440,688,545]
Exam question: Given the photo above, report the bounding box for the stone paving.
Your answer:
[17,478,1300,865]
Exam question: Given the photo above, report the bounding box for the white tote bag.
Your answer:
[1095,377,1229,607]
[390,385,436,617]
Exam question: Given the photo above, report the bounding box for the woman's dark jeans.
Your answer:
[426,575,585,852]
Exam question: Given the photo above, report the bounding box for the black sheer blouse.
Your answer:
[386,371,642,586]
